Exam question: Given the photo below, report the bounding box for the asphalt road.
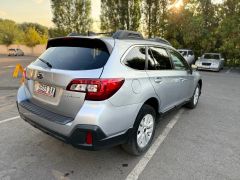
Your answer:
[0,55,240,180]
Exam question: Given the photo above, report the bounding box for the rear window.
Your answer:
[32,38,110,70]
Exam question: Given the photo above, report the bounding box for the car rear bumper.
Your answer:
[17,102,133,150]
[17,85,139,150]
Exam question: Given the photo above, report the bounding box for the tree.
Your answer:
[24,27,42,47]
[100,0,141,32]
[142,0,169,38]
[51,0,92,35]
[0,19,22,46]
[214,0,240,66]
[48,28,67,38]
[19,23,48,36]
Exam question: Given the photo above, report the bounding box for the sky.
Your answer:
[0,0,222,28]
[0,0,101,27]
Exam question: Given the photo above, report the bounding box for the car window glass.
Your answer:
[33,47,109,70]
[148,47,172,70]
[204,54,220,60]
[169,50,189,70]
[189,51,193,55]
[123,47,146,70]
[183,51,188,56]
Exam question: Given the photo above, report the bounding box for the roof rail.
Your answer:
[112,30,144,40]
[87,31,113,36]
[67,32,80,36]
[67,30,144,40]
[148,37,172,46]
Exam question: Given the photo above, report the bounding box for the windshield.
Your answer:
[32,38,110,70]
[203,54,220,60]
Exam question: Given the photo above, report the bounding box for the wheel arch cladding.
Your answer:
[144,97,159,114]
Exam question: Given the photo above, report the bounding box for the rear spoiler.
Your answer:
[46,37,114,54]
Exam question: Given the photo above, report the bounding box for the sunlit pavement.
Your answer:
[0,55,240,180]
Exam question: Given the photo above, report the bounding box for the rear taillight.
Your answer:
[66,78,125,101]
[23,69,27,79]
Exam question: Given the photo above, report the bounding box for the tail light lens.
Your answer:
[66,78,125,101]
[23,69,27,79]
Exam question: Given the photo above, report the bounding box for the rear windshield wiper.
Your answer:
[38,58,52,68]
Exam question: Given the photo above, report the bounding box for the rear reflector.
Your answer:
[86,131,93,145]
[66,78,125,101]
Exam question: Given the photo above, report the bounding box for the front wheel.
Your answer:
[185,84,200,109]
[122,104,156,155]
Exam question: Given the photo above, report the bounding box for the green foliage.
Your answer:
[142,0,169,38]
[48,28,67,38]
[100,0,141,32]
[24,27,43,47]
[51,0,92,34]
[0,19,23,46]
[217,0,240,63]
[0,19,48,47]
[19,22,48,36]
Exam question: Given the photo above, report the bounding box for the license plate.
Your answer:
[34,82,56,97]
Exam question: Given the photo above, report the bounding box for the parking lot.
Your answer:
[0,55,240,180]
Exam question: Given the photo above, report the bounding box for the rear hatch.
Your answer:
[24,37,111,118]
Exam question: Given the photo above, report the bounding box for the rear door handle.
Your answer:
[154,77,162,83]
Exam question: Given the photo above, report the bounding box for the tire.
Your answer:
[185,84,200,109]
[122,104,156,155]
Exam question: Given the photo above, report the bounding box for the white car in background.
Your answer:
[8,48,24,56]
[178,49,195,65]
[195,53,224,72]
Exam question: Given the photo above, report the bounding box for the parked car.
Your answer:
[195,53,224,72]
[17,30,202,155]
[178,49,195,65]
[8,48,24,56]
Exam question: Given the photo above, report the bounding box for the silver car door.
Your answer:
[146,46,180,112]
[168,49,194,102]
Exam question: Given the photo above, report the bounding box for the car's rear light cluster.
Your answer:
[66,78,125,101]
[23,69,27,79]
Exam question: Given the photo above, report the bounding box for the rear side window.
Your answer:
[32,38,110,70]
[148,47,172,70]
[123,46,146,70]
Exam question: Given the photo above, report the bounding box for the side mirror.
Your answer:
[198,57,200,60]
[191,64,197,70]
[221,58,224,61]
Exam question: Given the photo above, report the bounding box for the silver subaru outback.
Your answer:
[17,30,202,155]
